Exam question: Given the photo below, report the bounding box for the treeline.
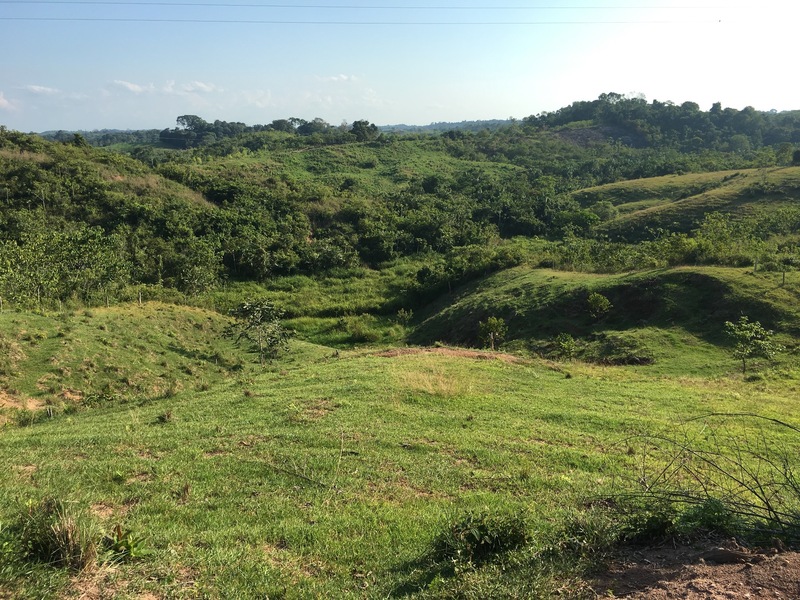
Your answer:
[41,129,162,147]
[526,92,800,155]
[158,115,380,149]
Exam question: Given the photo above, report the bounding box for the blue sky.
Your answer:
[0,0,795,131]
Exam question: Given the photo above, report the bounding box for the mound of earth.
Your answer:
[591,541,800,599]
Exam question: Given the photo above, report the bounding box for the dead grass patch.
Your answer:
[375,347,525,364]
[262,544,331,582]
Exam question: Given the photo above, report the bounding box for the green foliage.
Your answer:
[15,498,100,572]
[724,315,783,373]
[586,292,612,319]
[554,333,577,359]
[103,524,150,563]
[228,299,294,366]
[478,316,507,351]
[430,509,530,566]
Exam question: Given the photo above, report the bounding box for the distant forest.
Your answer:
[3,93,800,308]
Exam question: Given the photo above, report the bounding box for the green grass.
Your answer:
[2,259,800,597]
[0,303,241,422]
[411,265,800,375]
[570,167,800,240]
[2,321,800,597]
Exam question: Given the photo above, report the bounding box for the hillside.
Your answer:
[2,304,799,597]
[2,95,800,597]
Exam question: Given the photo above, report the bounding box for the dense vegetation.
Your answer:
[4,93,800,311]
[2,93,800,598]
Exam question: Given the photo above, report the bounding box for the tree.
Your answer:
[724,316,783,373]
[587,292,612,319]
[478,316,507,351]
[350,120,380,142]
[228,300,294,366]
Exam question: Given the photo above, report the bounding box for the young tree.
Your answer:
[587,292,612,319]
[479,316,507,351]
[724,316,783,373]
[228,300,294,367]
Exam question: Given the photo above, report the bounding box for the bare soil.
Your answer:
[591,541,800,599]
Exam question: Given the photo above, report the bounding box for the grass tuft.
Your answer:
[15,498,100,572]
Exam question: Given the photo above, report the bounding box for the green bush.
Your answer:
[431,509,530,565]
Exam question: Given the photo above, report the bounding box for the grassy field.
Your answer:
[571,166,800,240]
[2,265,800,598]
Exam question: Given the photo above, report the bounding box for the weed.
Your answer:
[15,498,100,572]
[103,524,149,563]
[618,415,800,547]
[156,410,174,424]
[430,509,530,566]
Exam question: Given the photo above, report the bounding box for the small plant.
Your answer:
[396,307,414,325]
[724,315,783,373]
[554,333,577,359]
[103,524,149,562]
[587,292,612,319]
[227,299,294,366]
[431,509,529,566]
[478,316,507,351]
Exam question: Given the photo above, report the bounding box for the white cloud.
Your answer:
[25,85,60,95]
[317,74,358,83]
[160,80,223,96]
[0,91,13,110]
[182,80,221,93]
[241,90,273,109]
[113,80,155,94]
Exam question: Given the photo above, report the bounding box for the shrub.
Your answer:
[554,333,577,359]
[478,316,508,351]
[431,509,530,565]
[587,292,612,319]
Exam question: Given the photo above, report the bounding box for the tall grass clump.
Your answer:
[15,498,101,572]
[430,508,530,566]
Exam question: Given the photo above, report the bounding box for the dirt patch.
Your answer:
[90,502,130,521]
[374,347,525,364]
[60,388,83,402]
[0,390,46,424]
[591,542,800,599]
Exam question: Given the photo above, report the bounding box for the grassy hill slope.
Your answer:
[573,167,800,240]
[0,303,241,424]
[410,265,800,375]
[2,326,799,598]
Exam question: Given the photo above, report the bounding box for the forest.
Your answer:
[4,92,800,310]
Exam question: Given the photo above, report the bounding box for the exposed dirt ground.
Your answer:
[591,541,800,599]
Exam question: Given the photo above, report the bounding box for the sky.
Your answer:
[0,0,796,132]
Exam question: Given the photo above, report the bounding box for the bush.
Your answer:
[478,316,508,351]
[587,292,612,319]
[554,333,577,359]
[431,509,530,565]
